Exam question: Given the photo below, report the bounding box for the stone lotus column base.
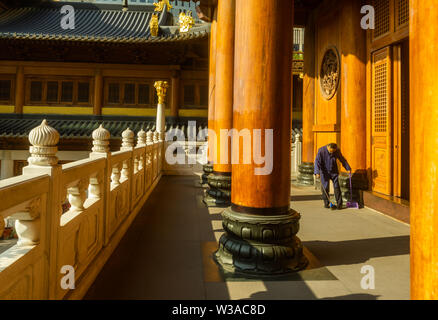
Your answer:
[297,162,314,185]
[203,173,231,206]
[214,207,308,275]
[339,171,368,208]
[201,163,214,185]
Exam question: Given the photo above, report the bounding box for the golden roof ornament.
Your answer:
[150,14,159,37]
[179,11,195,33]
[153,0,172,13]
[154,81,169,104]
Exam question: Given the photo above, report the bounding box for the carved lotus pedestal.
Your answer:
[297,162,315,186]
[201,163,213,185]
[214,207,308,276]
[203,173,231,207]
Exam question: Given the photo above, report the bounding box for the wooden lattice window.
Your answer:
[26,77,92,106]
[180,81,208,109]
[0,78,13,103]
[372,49,391,133]
[61,81,74,102]
[105,78,159,107]
[77,82,90,103]
[396,0,409,28]
[374,64,388,132]
[30,81,43,102]
[373,0,390,39]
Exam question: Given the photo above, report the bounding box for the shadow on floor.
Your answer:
[291,195,323,202]
[303,236,410,266]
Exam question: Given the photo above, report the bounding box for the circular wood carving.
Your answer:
[320,46,340,100]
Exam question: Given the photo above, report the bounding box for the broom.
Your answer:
[346,172,360,209]
[321,184,336,210]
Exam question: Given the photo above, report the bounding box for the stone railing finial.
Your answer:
[154,81,169,105]
[121,127,135,150]
[137,128,147,147]
[28,119,60,166]
[146,130,154,145]
[92,124,110,153]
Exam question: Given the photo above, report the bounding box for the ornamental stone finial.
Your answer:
[150,14,159,37]
[137,128,147,147]
[28,119,59,166]
[146,130,154,145]
[154,81,169,104]
[92,124,110,153]
[121,127,135,150]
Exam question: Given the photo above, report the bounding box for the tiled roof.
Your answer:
[0,117,207,139]
[0,2,209,43]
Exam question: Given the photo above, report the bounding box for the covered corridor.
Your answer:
[84,175,409,300]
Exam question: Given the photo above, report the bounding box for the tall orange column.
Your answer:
[297,12,316,185]
[205,0,235,205]
[215,0,307,275]
[410,0,438,300]
[202,6,217,184]
[339,0,368,206]
[14,66,24,114]
[93,69,103,116]
[170,70,180,119]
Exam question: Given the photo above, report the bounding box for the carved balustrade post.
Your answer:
[22,119,62,298]
[90,124,111,246]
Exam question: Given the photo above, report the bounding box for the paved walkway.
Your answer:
[84,175,410,300]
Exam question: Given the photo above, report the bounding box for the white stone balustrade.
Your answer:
[291,129,303,176]
[0,120,163,300]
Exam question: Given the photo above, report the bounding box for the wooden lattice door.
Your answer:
[371,47,392,195]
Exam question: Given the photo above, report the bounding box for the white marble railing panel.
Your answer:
[0,174,50,299]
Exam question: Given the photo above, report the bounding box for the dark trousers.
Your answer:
[321,173,342,208]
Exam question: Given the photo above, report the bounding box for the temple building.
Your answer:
[0,0,210,178]
[0,0,437,301]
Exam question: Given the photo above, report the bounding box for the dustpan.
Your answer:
[346,173,359,209]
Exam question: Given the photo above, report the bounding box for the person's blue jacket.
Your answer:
[314,145,351,175]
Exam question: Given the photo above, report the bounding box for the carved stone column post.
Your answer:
[22,119,62,298]
[214,0,308,275]
[204,0,235,206]
[154,81,168,142]
[90,124,111,245]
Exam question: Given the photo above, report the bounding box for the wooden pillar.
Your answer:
[170,70,180,119]
[213,0,234,174]
[202,6,217,184]
[15,66,24,114]
[94,69,103,116]
[338,0,368,204]
[340,0,366,171]
[297,12,316,185]
[215,0,307,275]
[410,0,438,300]
[204,0,235,205]
[207,6,217,165]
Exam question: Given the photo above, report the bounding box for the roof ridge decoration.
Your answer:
[179,11,195,33]
[150,13,159,37]
[153,0,172,13]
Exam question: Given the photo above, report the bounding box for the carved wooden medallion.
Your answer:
[320,46,340,100]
